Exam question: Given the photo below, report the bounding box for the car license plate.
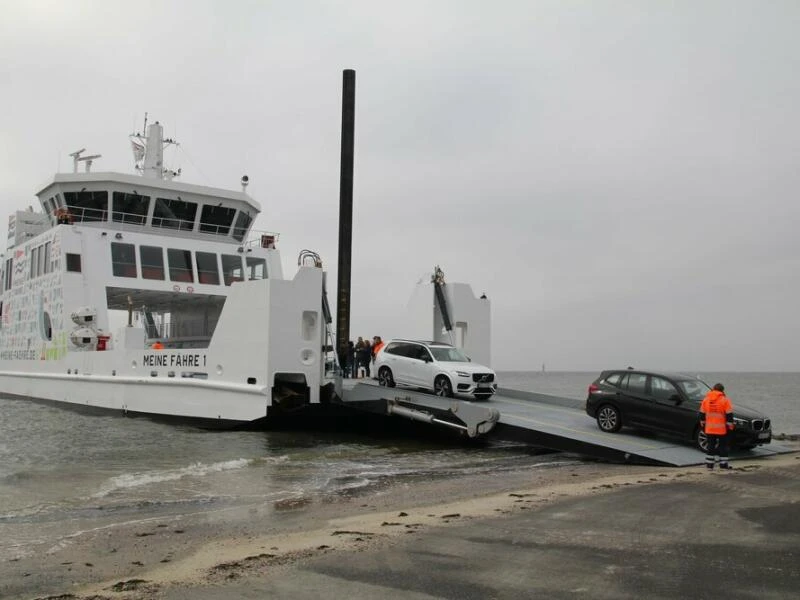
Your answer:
[758,432,770,440]
[476,387,492,393]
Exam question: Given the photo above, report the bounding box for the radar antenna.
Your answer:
[69,148,102,173]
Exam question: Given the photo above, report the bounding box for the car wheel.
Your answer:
[434,376,454,397]
[695,428,710,453]
[596,404,622,433]
[378,367,395,388]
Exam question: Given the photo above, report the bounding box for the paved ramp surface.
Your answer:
[338,380,793,466]
[492,388,791,466]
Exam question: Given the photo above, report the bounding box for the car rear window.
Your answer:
[622,373,647,393]
[385,342,416,358]
[650,376,678,401]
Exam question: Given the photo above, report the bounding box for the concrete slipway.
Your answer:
[337,380,791,466]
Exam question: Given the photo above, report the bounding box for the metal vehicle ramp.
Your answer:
[337,381,792,466]
[337,379,500,438]
[490,388,792,466]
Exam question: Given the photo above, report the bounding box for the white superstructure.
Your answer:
[0,121,332,425]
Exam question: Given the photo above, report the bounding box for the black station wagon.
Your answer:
[585,369,772,452]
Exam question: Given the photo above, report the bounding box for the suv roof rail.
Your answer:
[389,338,452,346]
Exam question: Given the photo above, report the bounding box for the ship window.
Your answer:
[111,242,137,278]
[38,244,46,276]
[153,198,197,231]
[221,254,244,286]
[199,204,236,235]
[63,190,108,222]
[4,258,13,290]
[140,245,165,280]
[66,253,82,272]
[113,191,151,225]
[44,242,51,274]
[232,211,253,242]
[167,248,194,282]
[246,256,267,280]
[196,251,220,285]
[47,197,57,217]
[30,247,38,278]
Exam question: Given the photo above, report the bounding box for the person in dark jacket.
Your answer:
[345,340,356,378]
[358,339,372,378]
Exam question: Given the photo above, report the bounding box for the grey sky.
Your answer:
[1,1,798,371]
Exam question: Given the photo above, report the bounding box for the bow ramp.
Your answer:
[338,382,790,466]
[489,388,790,466]
[338,380,499,438]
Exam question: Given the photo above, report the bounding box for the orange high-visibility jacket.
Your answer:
[700,390,733,435]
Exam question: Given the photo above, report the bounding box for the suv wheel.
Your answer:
[434,375,454,397]
[695,428,710,453]
[378,367,395,388]
[596,404,622,433]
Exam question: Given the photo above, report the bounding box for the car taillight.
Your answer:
[588,383,599,394]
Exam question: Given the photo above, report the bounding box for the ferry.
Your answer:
[0,119,336,426]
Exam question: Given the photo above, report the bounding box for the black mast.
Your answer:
[336,69,356,370]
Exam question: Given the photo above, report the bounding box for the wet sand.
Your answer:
[5,448,800,600]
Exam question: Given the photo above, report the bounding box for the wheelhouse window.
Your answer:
[232,211,253,242]
[111,242,137,278]
[140,245,165,280]
[196,251,220,285]
[167,248,194,282]
[113,191,151,225]
[246,256,267,280]
[153,198,197,231]
[66,253,82,272]
[63,190,108,222]
[199,205,236,235]
[221,254,244,286]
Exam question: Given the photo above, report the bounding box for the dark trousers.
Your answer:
[705,433,730,468]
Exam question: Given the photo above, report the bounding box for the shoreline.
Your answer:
[6,446,798,600]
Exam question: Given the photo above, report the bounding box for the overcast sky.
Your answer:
[1,1,798,371]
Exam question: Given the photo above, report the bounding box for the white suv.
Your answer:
[374,340,497,400]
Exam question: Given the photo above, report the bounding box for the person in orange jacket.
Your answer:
[371,336,385,362]
[699,383,734,470]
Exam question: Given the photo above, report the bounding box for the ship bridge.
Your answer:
[30,120,265,248]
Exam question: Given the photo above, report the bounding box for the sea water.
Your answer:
[0,371,797,561]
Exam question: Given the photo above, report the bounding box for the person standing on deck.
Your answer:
[358,338,372,378]
[345,340,356,378]
[371,336,385,363]
[700,383,734,470]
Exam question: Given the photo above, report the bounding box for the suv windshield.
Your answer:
[430,346,469,362]
[676,378,711,402]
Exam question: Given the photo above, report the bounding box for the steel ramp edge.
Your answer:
[338,380,500,438]
[490,388,796,466]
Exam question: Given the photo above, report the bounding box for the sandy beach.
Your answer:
[3,445,798,600]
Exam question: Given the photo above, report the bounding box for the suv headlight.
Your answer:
[733,417,749,428]
[455,371,470,377]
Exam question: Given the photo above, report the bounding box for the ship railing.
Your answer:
[143,317,219,346]
[243,230,280,250]
[56,206,280,247]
